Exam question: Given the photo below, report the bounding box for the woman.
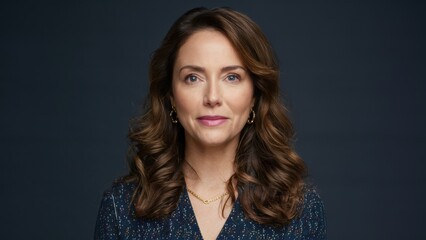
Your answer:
[95,7,326,240]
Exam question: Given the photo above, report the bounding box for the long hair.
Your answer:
[126,7,307,226]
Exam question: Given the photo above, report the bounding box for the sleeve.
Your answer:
[94,190,119,240]
[297,189,327,240]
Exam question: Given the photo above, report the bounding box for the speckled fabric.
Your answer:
[94,181,326,239]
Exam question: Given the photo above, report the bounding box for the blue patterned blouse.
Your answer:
[95,181,326,239]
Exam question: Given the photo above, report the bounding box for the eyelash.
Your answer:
[183,73,241,84]
[184,74,200,84]
[226,74,241,82]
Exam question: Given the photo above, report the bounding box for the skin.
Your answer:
[170,29,254,240]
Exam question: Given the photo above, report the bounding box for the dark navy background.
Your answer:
[1,1,425,239]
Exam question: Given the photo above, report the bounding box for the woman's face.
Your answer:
[171,29,254,148]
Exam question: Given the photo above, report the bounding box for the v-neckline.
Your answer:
[182,186,239,239]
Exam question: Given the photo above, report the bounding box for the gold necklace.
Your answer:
[187,188,228,204]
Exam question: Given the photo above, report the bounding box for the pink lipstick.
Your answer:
[197,115,228,126]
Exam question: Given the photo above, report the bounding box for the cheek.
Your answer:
[172,83,187,112]
[173,92,196,118]
[229,88,254,115]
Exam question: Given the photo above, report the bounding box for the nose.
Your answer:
[203,80,222,107]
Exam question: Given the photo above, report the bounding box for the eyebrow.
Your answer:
[178,65,247,73]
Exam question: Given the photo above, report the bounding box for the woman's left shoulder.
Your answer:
[301,185,325,213]
[287,185,327,239]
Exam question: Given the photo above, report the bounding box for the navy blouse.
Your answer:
[95,181,326,239]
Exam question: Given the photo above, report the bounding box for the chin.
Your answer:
[197,138,223,145]
[197,136,237,148]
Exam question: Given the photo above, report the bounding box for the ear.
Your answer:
[251,97,255,108]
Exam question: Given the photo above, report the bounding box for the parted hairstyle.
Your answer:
[126,7,307,226]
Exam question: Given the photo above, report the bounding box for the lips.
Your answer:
[197,115,228,126]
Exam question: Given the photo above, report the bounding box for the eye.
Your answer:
[226,74,240,82]
[184,74,199,83]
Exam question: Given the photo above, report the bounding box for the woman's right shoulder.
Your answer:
[95,178,140,238]
[101,178,138,205]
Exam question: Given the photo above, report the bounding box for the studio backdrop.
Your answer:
[1,1,425,239]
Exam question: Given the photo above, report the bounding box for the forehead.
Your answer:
[174,29,244,68]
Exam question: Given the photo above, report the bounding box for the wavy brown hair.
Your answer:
[126,7,307,226]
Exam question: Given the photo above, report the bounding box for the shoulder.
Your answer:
[98,179,136,212]
[286,185,327,239]
[94,179,139,239]
[300,186,325,219]
[97,178,137,210]
[105,178,137,199]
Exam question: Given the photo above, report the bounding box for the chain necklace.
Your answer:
[187,188,228,204]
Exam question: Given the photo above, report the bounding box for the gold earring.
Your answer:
[170,106,178,123]
[247,108,255,124]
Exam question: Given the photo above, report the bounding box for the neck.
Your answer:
[183,139,237,189]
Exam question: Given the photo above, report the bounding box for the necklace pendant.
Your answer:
[203,200,209,204]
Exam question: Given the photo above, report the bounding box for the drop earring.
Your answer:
[247,108,255,124]
[170,106,178,123]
